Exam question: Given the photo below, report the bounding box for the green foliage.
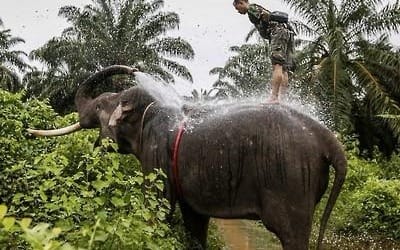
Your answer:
[321,140,400,242]
[0,90,226,249]
[351,179,400,239]
[0,90,57,173]
[380,153,400,180]
[0,204,77,250]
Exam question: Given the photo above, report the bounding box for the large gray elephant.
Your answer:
[28,65,347,250]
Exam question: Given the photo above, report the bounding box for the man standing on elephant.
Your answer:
[233,0,295,103]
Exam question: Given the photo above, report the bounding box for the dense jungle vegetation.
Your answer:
[0,90,223,249]
[1,0,400,249]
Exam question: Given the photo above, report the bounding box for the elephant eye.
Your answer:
[122,105,133,112]
[96,104,101,111]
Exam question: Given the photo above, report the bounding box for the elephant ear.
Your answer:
[109,103,124,127]
[109,87,155,127]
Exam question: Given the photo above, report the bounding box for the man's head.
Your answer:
[233,0,249,14]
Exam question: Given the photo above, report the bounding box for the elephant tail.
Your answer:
[316,142,347,250]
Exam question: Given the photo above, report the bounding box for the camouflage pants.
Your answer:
[269,23,295,72]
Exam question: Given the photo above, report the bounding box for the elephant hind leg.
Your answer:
[180,201,210,249]
[260,194,313,250]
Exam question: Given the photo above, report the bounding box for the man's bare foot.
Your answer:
[266,96,279,104]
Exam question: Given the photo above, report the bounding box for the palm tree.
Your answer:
[349,36,400,155]
[187,88,221,102]
[0,18,29,92]
[281,0,400,153]
[28,0,194,113]
[210,43,272,98]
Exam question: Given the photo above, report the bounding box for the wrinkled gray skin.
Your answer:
[72,66,347,250]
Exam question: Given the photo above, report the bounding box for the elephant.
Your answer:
[28,65,347,250]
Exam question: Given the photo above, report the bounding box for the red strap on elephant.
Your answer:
[172,121,186,198]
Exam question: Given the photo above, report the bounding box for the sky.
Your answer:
[0,0,293,95]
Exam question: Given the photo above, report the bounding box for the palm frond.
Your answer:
[150,37,194,60]
[58,6,81,22]
[289,20,317,38]
[283,0,328,31]
[245,28,259,42]
[139,12,179,39]
[361,0,400,35]
[351,60,400,136]
[0,65,23,92]
[160,58,193,82]
[147,65,174,83]
[96,0,115,29]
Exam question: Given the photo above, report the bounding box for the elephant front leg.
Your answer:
[180,201,210,249]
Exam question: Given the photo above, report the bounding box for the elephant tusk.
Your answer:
[27,122,81,137]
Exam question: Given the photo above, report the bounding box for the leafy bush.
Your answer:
[324,142,400,242]
[0,90,225,249]
[0,204,74,250]
[0,91,57,172]
[379,154,400,180]
[351,179,400,239]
